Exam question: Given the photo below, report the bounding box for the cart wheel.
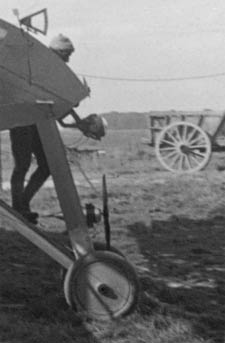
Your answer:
[63,251,139,320]
[155,121,212,173]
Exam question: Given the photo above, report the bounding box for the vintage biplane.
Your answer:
[0,9,139,320]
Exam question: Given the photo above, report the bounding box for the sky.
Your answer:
[1,0,225,115]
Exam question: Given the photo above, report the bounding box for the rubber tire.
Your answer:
[63,251,139,320]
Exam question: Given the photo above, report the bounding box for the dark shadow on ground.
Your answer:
[127,215,225,343]
[0,230,99,343]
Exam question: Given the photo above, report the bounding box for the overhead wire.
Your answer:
[77,71,225,83]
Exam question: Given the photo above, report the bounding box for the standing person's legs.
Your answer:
[10,127,32,213]
[22,127,50,212]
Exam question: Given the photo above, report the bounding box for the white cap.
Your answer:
[49,34,74,52]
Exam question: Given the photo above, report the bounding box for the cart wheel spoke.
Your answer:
[189,154,202,166]
[155,121,212,173]
[165,130,180,144]
[159,146,177,152]
[182,124,188,141]
[178,154,185,171]
[176,124,188,142]
[184,154,192,170]
[188,135,206,146]
[189,150,206,158]
[163,152,181,168]
[174,126,183,141]
[186,127,198,143]
[189,144,208,149]
[160,138,176,147]
[160,150,180,163]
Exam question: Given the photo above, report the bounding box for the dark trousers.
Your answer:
[10,125,50,213]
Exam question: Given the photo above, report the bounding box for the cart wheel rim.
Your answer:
[155,121,212,173]
[64,251,139,320]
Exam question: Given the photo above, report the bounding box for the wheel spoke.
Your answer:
[186,127,198,143]
[188,135,205,146]
[161,150,182,167]
[183,124,188,141]
[189,144,207,150]
[184,154,192,170]
[178,155,185,171]
[169,154,181,168]
[161,150,179,160]
[189,150,206,158]
[165,130,179,143]
[174,126,183,141]
[160,138,176,147]
[159,146,177,151]
[189,154,201,166]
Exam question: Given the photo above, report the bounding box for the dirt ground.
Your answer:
[0,129,224,343]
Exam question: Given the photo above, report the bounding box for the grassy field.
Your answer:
[0,127,224,342]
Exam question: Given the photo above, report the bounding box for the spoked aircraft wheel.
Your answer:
[155,121,212,173]
[64,251,139,320]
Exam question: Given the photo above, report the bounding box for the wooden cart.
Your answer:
[146,111,225,173]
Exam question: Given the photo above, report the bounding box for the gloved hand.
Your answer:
[77,114,107,140]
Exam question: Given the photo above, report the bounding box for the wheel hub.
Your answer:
[179,144,190,154]
[97,283,118,299]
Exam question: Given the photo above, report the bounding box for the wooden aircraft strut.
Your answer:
[0,199,73,269]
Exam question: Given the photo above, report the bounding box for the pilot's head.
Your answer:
[49,34,75,62]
